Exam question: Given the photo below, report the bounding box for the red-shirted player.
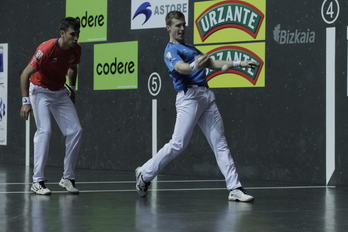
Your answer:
[20,17,82,195]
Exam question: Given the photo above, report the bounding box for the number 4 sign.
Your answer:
[321,0,340,24]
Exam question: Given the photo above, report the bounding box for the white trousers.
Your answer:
[141,86,242,190]
[29,83,82,182]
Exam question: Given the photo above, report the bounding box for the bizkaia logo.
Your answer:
[195,1,264,42]
[206,46,263,85]
[273,24,315,44]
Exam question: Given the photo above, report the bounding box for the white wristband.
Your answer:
[22,97,31,105]
[233,60,241,68]
[189,62,198,72]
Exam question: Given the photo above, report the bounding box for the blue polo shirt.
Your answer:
[164,42,208,92]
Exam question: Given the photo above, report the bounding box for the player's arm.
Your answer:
[66,64,78,103]
[19,65,36,120]
[174,54,211,75]
[67,64,78,87]
[208,60,233,70]
[209,59,260,71]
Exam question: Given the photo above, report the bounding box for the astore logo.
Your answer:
[131,0,189,30]
[132,2,152,25]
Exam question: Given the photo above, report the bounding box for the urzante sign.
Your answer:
[195,1,264,42]
[194,0,265,44]
[197,42,265,88]
[194,0,266,88]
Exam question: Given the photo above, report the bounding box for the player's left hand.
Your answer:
[240,60,260,69]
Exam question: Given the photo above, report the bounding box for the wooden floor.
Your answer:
[0,164,347,232]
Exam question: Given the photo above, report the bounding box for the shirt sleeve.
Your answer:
[164,46,183,72]
[29,44,47,72]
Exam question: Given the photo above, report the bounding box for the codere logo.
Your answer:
[206,46,263,85]
[195,1,264,42]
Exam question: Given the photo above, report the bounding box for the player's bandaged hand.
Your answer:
[240,60,260,69]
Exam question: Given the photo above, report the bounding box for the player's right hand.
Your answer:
[240,60,260,69]
[20,105,32,120]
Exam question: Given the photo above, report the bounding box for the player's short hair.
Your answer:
[165,11,185,26]
[60,17,80,31]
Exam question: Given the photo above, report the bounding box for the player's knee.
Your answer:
[65,125,82,138]
[37,128,52,137]
[74,126,82,137]
[170,140,187,153]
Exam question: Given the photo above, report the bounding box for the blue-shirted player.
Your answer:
[136,11,259,201]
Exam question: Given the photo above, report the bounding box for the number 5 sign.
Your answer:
[321,0,340,24]
[148,72,162,96]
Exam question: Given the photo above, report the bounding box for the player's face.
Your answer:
[167,18,186,43]
[60,27,80,48]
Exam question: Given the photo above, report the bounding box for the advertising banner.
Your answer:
[94,41,138,90]
[131,0,189,30]
[197,42,265,87]
[194,0,266,88]
[0,43,8,145]
[66,0,107,42]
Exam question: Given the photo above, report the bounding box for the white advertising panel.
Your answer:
[131,0,189,30]
[0,43,8,145]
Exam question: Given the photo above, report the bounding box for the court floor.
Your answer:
[0,164,347,232]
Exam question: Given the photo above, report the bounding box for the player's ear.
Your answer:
[59,30,65,37]
[166,25,170,32]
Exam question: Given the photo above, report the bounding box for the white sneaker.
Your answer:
[228,187,254,202]
[31,181,51,195]
[59,178,79,194]
[135,167,150,197]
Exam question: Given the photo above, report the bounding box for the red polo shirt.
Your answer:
[29,39,81,91]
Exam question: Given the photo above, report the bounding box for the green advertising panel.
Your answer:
[66,0,107,43]
[94,41,138,90]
